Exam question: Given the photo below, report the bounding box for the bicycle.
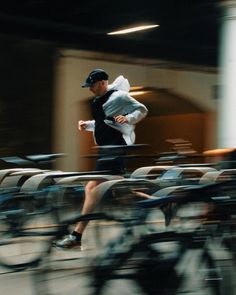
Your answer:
[86,178,236,295]
[25,170,236,295]
[0,170,126,272]
[0,187,61,271]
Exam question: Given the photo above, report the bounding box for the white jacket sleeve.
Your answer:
[123,94,148,124]
[84,120,95,131]
[103,91,148,125]
[125,108,148,125]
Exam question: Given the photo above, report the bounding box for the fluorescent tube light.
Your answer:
[107,24,159,35]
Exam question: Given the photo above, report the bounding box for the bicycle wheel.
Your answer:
[89,232,231,295]
[88,232,182,295]
[0,194,58,271]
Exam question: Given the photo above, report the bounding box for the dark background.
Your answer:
[0,35,54,156]
[0,0,220,157]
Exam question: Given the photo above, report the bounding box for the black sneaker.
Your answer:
[54,235,82,250]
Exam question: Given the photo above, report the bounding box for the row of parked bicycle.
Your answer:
[0,150,235,294]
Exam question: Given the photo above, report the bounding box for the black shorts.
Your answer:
[95,156,126,175]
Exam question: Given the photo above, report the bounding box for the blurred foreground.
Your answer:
[0,146,235,294]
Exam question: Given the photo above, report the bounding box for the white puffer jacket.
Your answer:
[84,75,148,145]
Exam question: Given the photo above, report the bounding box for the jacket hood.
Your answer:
[108,75,130,92]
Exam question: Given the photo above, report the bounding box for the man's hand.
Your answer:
[114,115,128,124]
[78,120,87,131]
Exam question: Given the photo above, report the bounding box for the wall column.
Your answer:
[218,1,236,148]
[52,54,90,171]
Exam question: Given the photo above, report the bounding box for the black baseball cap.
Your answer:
[81,69,109,88]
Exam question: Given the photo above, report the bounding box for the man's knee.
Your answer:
[85,181,101,195]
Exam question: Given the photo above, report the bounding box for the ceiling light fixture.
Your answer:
[107,24,159,35]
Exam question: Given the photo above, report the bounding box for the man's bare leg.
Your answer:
[55,179,104,249]
[74,180,104,234]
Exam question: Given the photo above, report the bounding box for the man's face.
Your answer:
[89,80,106,96]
